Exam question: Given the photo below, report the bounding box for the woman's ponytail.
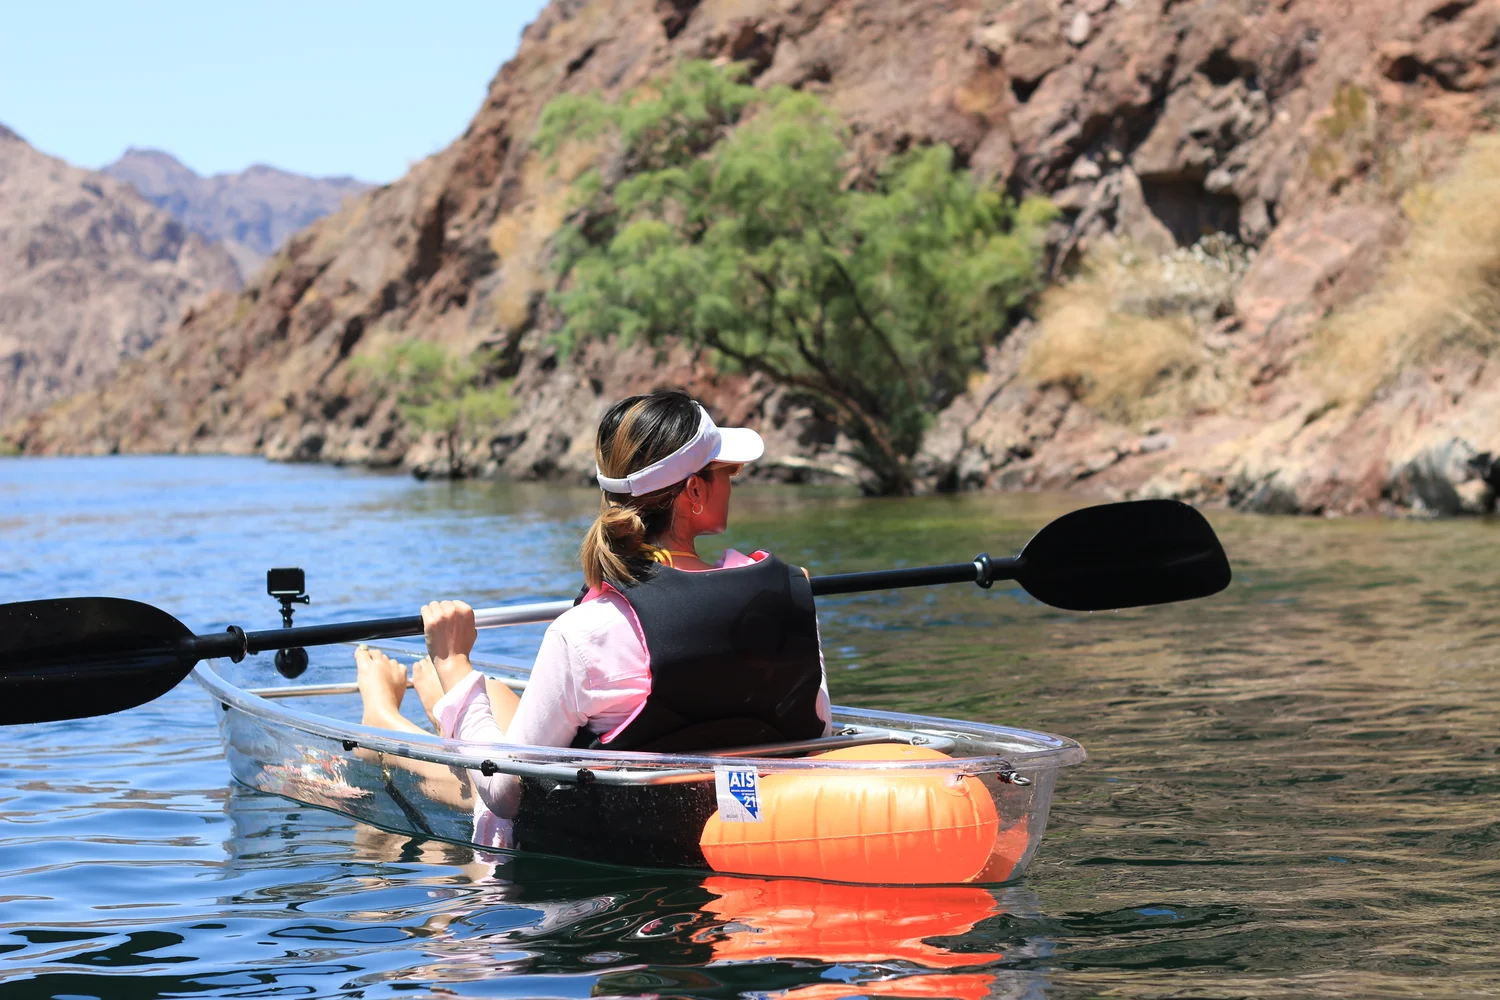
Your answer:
[579,389,702,590]
[579,500,647,591]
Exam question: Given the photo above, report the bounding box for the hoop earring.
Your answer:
[691,502,703,516]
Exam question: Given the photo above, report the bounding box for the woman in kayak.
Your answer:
[356,388,831,821]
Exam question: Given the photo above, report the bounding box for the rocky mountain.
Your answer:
[103,149,371,280]
[0,125,241,424]
[10,0,1500,516]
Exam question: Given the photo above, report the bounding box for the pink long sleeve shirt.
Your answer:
[432,549,832,846]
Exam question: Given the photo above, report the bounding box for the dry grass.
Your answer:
[1315,133,1500,401]
[1024,236,1251,425]
[1309,84,1377,186]
[1309,83,1445,202]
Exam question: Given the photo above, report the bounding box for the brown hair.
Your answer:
[580,389,704,589]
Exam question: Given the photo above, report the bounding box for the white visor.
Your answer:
[596,403,764,496]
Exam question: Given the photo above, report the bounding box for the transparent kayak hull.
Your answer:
[195,660,1085,885]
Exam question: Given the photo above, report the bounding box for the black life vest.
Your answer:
[572,552,825,753]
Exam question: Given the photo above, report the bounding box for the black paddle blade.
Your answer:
[0,597,196,726]
[1014,499,1231,612]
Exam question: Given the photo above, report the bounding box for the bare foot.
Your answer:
[411,656,446,731]
[356,645,411,729]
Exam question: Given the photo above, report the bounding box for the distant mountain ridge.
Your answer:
[103,149,372,279]
[0,125,241,423]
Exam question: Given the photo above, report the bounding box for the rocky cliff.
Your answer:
[0,126,241,424]
[11,0,1500,515]
[103,149,372,280]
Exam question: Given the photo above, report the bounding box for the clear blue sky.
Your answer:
[0,1,552,183]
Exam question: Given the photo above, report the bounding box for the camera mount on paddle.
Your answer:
[266,568,310,678]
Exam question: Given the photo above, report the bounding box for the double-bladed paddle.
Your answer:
[0,499,1230,727]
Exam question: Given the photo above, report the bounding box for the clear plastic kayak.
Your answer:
[194,657,1085,886]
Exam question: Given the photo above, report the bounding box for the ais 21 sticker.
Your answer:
[713,766,762,822]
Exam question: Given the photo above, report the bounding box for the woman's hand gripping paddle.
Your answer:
[0,499,1230,726]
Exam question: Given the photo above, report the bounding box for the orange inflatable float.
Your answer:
[699,744,1030,884]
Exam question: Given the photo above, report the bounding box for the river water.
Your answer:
[2,455,1497,999]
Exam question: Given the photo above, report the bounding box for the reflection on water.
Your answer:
[219,786,1047,998]
[2,456,1499,997]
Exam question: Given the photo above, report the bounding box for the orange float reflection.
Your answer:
[774,973,997,1000]
[701,875,1003,969]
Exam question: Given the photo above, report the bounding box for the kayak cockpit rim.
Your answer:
[192,661,1086,787]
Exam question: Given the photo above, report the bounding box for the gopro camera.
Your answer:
[267,567,306,598]
[266,567,310,679]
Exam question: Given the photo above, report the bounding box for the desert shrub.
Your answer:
[1309,83,1445,202]
[1314,134,1500,402]
[535,60,758,173]
[1309,84,1378,186]
[541,61,1054,493]
[352,341,515,478]
[1024,235,1253,424]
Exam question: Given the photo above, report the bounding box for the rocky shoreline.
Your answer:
[9,0,1500,516]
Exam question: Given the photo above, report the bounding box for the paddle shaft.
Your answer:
[810,555,1018,596]
[189,599,579,661]
[186,557,1021,662]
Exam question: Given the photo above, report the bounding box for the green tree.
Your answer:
[353,341,515,479]
[541,62,1055,493]
[535,59,758,174]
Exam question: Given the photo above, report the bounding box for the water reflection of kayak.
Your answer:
[702,876,1010,1000]
[200,657,1085,886]
[702,877,1004,966]
[221,794,1050,998]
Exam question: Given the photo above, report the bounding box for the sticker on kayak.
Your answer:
[714,766,763,823]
